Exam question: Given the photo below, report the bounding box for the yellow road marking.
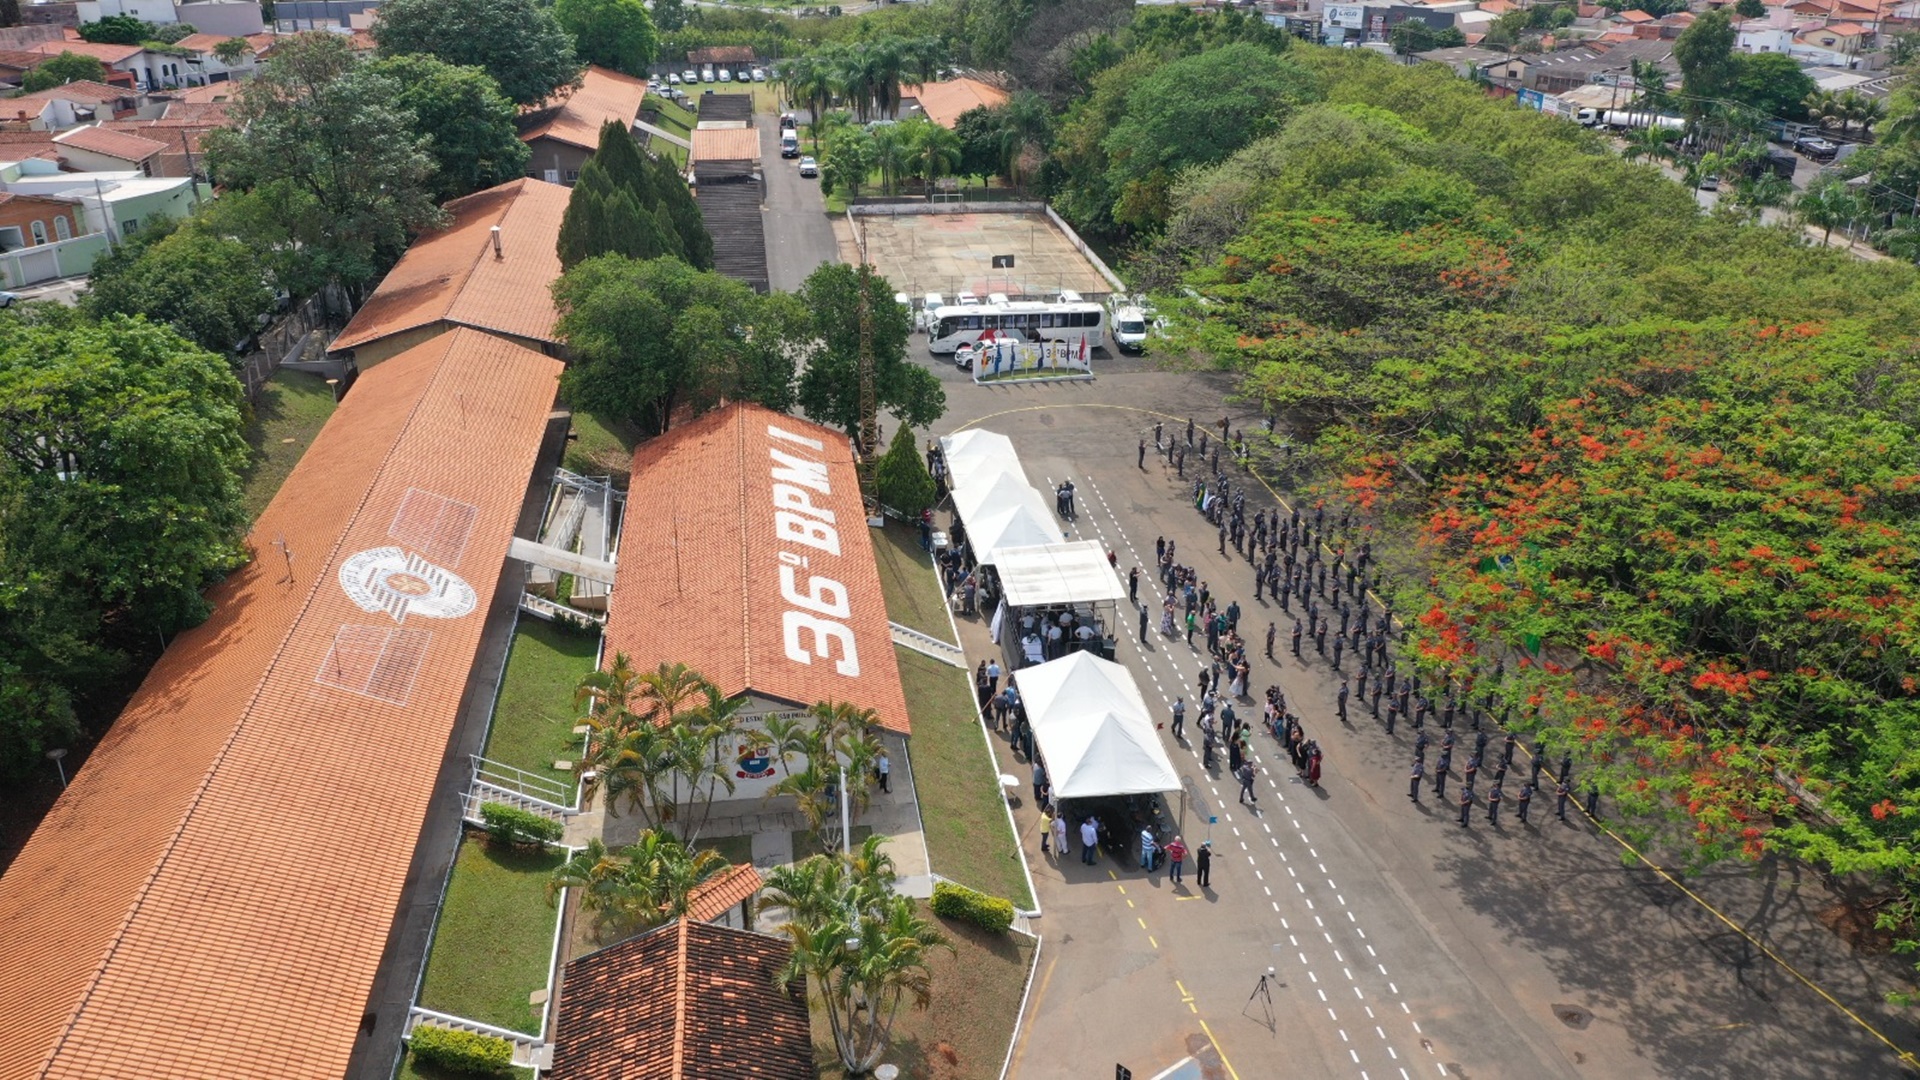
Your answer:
[1199,1019,1243,1080]
[1127,899,1136,909]
[1175,980,1189,998]
[1137,917,1148,930]
[1149,935,1159,949]
[1116,885,1126,895]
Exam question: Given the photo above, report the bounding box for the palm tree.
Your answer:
[1804,89,1843,132]
[761,842,946,1075]
[994,91,1051,190]
[1798,179,1865,244]
[549,831,729,940]
[904,118,961,193]
[1845,91,1887,138]
[870,122,909,196]
[1881,100,1920,149]
[1622,125,1677,164]
[664,680,744,845]
[782,52,838,145]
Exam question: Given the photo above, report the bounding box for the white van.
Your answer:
[701,66,715,83]
[1112,305,1150,353]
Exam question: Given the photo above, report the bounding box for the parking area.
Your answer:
[857,211,1114,303]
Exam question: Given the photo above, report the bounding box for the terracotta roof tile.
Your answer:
[0,327,563,1080]
[7,79,130,105]
[170,32,252,54]
[0,48,48,71]
[548,920,814,1080]
[900,77,1009,129]
[605,404,910,732]
[331,177,570,352]
[53,123,165,162]
[29,40,145,63]
[519,64,646,152]
[689,126,760,164]
[685,862,763,921]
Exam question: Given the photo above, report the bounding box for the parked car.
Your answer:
[1795,136,1839,161]
[682,69,698,84]
[780,132,799,158]
[752,67,767,82]
[1699,174,1720,191]
[669,72,681,85]
[954,342,975,371]
[719,69,732,82]
[798,156,818,177]
[0,290,19,308]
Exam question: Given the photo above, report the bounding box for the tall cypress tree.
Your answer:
[555,118,712,269]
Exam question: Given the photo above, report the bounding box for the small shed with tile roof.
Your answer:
[686,862,764,928]
[52,122,165,171]
[331,176,571,366]
[0,326,565,1080]
[547,919,815,1080]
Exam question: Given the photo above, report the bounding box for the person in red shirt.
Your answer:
[1164,836,1190,885]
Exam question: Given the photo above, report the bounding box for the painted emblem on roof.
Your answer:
[340,546,477,622]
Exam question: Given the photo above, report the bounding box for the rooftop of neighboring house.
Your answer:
[0,327,565,1080]
[169,31,255,55]
[29,38,145,64]
[518,64,647,152]
[900,76,1011,129]
[331,176,571,353]
[52,123,165,163]
[7,78,134,105]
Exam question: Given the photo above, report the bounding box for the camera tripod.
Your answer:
[1244,967,1277,1029]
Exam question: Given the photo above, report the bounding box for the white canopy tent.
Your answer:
[950,467,1042,528]
[1015,652,1180,799]
[971,500,1064,564]
[940,429,1023,492]
[994,541,1126,608]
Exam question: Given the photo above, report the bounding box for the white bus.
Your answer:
[928,299,1107,354]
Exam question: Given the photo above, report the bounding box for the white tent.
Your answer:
[940,429,1022,492]
[994,541,1126,608]
[971,499,1064,564]
[1016,652,1179,799]
[950,467,1040,528]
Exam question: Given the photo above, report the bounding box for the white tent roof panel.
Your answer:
[994,541,1126,607]
[1015,652,1179,799]
[940,429,1024,492]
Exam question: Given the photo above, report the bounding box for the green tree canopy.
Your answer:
[372,0,582,106]
[794,263,943,450]
[556,120,711,269]
[552,254,799,433]
[21,51,108,92]
[83,220,275,357]
[874,423,935,517]
[202,32,444,300]
[1674,9,1740,111]
[77,14,151,43]
[365,54,532,202]
[1728,51,1815,122]
[0,315,249,780]
[554,0,657,76]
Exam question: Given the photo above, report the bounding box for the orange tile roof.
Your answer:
[606,404,911,733]
[29,39,145,64]
[1812,19,1873,32]
[0,48,48,71]
[548,920,813,1080]
[901,76,1009,129]
[0,327,562,1080]
[1618,7,1655,19]
[331,177,570,352]
[7,79,130,105]
[689,125,760,164]
[519,64,646,152]
[170,32,252,55]
[53,122,165,162]
[685,862,763,921]
[0,132,62,162]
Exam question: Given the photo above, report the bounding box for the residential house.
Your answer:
[0,131,63,165]
[519,65,648,185]
[169,32,260,82]
[28,38,156,89]
[899,76,1010,129]
[1798,20,1872,53]
[0,190,108,286]
[546,919,815,1080]
[329,176,571,365]
[686,863,765,930]
[1,156,205,241]
[1,81,144,131]
[52,123,166,173]
[99,117,222,179]
[0,48,50,86]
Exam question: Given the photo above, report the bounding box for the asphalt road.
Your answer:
[757,111,838,292]
[908,362,1920,1080]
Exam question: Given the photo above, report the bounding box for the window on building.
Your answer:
[53,215,70,241]
[123,218,140,235]
[30,220,46,244]
[564,169,581,183]
[0,226,22,250]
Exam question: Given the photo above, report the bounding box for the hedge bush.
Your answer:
[931,880,1016,933]
[409,1024,514,1075]
[479,802,563,847]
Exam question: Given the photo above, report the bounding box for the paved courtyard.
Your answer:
[857,211,1114,302]
[913,367,1920,1080]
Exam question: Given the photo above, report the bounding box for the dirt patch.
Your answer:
[1816,899,1899,955]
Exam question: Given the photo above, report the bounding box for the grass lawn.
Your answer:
[872,521,953,642]
[895,647,1034,909]
[239,369,335,520]
[563,408,641,482]
[647,93,696,134]
[418,835,565,1035]
[481,619,600,785]
[810,905,1037,1080]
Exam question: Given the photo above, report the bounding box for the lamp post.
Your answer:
[46,747,67,790]
[325,377,341,403]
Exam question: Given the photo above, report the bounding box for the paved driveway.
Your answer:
[757,111,837,291]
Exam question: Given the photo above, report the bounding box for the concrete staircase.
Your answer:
[890,621,966,667]
[406,1007,550,1070]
